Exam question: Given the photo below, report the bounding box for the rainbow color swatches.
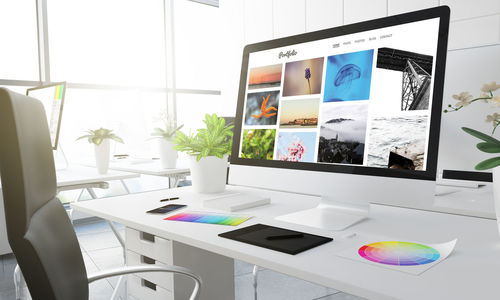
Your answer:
[358,241,440,266]
[164,212,250,226]
[54,84,64,100]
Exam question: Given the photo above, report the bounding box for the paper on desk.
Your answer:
[336,234,457,275]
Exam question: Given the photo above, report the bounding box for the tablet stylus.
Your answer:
[266,233,304,240]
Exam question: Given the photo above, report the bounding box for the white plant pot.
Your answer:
[189,154,228,194]
[94,139,110,174]
[492,167,500,234]
[159,139,177,169]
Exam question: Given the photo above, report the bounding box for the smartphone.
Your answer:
[146,204,186,214]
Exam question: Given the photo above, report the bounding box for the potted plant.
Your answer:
[174,113,233,193]
[444,81,500,228]
[150,112,183,169]
[77,128,123,174]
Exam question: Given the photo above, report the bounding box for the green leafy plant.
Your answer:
[76,128,124,146]
[444,81,500,170]
[174,114,233,161]
[150,112,184,140]
[240,129,275,160]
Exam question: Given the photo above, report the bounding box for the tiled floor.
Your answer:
[0,219,364,300]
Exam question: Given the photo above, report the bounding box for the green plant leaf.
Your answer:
[92,137,103,145]
[77,127,124,145]
[173,114,233,159]
[475,157,500,170]
[462,127,500,145]
[111,135,124,144]
[76,135,92,141]
[477,142,500,153]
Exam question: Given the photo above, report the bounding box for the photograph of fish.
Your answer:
[366,115,428,170]
[282,57,324,96]
[376,47,433,111]
[277,131,317,162]
[323,49,374,102]
[248,64,283,90]
[244,91,280,125]
[317,102,369,165]
[279,98,319,128]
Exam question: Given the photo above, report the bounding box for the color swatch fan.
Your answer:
[358,241,440,266]
[164,211,251,226]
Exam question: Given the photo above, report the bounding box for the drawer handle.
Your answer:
[142,279,157,291]
[140,232,155,243]
[141,255,156,265]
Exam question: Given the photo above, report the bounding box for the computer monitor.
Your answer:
[26,82,66,150]
[229,7,450,230]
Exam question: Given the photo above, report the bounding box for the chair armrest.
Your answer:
[88,265,201,300]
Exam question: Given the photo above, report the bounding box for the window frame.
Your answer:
[0,0,221,124]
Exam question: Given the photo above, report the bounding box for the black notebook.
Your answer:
[219,223,333,255]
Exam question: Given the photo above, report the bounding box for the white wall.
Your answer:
[221,0,500,173]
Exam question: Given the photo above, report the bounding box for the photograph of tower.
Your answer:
[376,47,433,111]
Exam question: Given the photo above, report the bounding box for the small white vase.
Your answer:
[159,139,177,169]
[189,154,228,193]
[492,168,500,234]
[94,139,110,174]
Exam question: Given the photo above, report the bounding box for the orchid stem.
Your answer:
[493,121,500,135]
[445,96,493,112]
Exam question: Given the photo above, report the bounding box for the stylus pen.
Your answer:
[265,233,304,240]
[160,197,180,202]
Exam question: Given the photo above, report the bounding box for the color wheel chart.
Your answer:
[358,241,440,266]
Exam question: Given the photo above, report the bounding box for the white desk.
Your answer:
[55,165,139,187]
[0,165,139,255]
[72,185,500,300]
[104,160,190,188]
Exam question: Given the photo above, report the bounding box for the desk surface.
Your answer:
[105,160,190,177]
[0,165,139,190]
[72,185,500,300]
[56,165,139,187]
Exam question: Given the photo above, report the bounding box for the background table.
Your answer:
[0,165,139,255]
[107,159,190,188]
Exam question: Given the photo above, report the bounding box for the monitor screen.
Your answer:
[26,82,66,150]
[231,7,449,181]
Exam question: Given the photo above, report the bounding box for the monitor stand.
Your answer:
[54,144,69,170]
[276,196,370,231]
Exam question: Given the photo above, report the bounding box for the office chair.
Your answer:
[0,88,201,300]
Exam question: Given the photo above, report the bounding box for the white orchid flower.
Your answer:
[492,95,500,105]
[481,81,500,93]
[485,112,500,123]
[452,91,473,107]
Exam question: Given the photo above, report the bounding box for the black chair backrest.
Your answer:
[0,88,88,300]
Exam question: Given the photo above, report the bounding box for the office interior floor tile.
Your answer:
[0,219,365,300]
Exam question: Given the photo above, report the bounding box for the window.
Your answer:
[0,0,224,159]
[47,0,166,87]
[59,88,166,160]
[0,0,39,80]
[173,0,222,90]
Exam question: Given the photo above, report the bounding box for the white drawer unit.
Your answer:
[125,227,172,263]
[126,250,174,291]
[128,274,173,300]
[125,226,235,300]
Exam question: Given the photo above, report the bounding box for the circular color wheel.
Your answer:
[358,241,440,266]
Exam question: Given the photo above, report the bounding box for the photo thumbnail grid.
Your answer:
[239,38,435,172]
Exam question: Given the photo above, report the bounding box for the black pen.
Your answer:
[266,233,304,240]
[160,197,180,202]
